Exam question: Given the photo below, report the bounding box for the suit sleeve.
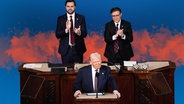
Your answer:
[104,23,114,43]
[55,16,69,39]
[73,68,83,92]
[79,16,87,38]
[123,22,133,43]
[107,67,118,90]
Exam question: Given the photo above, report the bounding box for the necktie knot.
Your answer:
[70,16,73,26]
[69,16,73,25]
[95,69,99,77]
[116,24,119,31]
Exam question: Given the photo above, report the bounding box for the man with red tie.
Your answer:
[73,52,121,98]
[56,0,87,65]
[104,7,134,66]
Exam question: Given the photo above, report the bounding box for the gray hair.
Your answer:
[89,52,101,61]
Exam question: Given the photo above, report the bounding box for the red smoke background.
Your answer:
[2,27,184,67]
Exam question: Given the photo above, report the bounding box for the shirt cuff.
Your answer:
[121,34,126,39]
[112,35,118,40]
[65,29,69,33]
[113,90,118,93]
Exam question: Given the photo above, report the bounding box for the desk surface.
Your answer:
[76,93,117,99]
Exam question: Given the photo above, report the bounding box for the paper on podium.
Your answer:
[76,93,117,99]
[86,93,104,96]
[23,63,51,72]
[108,65,120,70]
[124,61,137,66]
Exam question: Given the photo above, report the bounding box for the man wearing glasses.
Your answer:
[104,7,134,66]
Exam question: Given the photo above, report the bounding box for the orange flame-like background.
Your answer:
[3,27,184,67]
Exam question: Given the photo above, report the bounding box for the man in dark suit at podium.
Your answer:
[104,7,134,65]
[55,0,87,65]
[74,52,121,98]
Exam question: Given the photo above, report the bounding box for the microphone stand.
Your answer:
[96,88,98,98]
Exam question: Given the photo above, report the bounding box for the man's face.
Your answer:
[111,11,122,23]
[65,2,75,14]
[90,57,102,70]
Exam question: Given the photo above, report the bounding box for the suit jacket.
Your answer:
[74,65,118,93]
[55,13,87,56]
[104,19,134,60]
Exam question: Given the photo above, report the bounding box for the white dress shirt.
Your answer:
[112,20,126,40]
[66,13,75,45]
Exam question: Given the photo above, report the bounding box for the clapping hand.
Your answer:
[74,26,81,36]
[66,20,71,30]
[117,29,124,37]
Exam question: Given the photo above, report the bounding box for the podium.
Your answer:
[21,75,45,104]
[75,93,118,104]
[19,61,175,104]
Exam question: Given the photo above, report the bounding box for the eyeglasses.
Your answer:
[112,14,121,17]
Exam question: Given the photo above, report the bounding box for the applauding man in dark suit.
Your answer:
[74,52,121,98]
[104,7,134,65]
[56,0,87,65]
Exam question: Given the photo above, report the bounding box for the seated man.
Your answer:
[73,52,121,98]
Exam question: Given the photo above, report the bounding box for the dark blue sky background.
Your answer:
[1,0,184,34]
[0,0,184,104]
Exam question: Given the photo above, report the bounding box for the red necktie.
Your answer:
[70,16,75,45]
[114,24,119,53]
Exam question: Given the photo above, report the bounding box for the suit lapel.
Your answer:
[120,19,124,29]
[111,21,116,32]
[75,13,79,28]
[87,66,93,91]
[98,67,105,91]
[64,14,67,22]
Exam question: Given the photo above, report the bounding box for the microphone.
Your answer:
[95,72,100,77]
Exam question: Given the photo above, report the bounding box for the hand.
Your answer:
[74,90,81,97]
[66,20,71,30]
[117,29,124,37]
[74,26,81,36]
[113,90,121,98]
[112,33,119,40]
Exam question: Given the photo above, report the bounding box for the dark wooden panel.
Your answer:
[19,61,175,104]
[60,74,76,104]
[75,98,117,104]
[113,73,134,104]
